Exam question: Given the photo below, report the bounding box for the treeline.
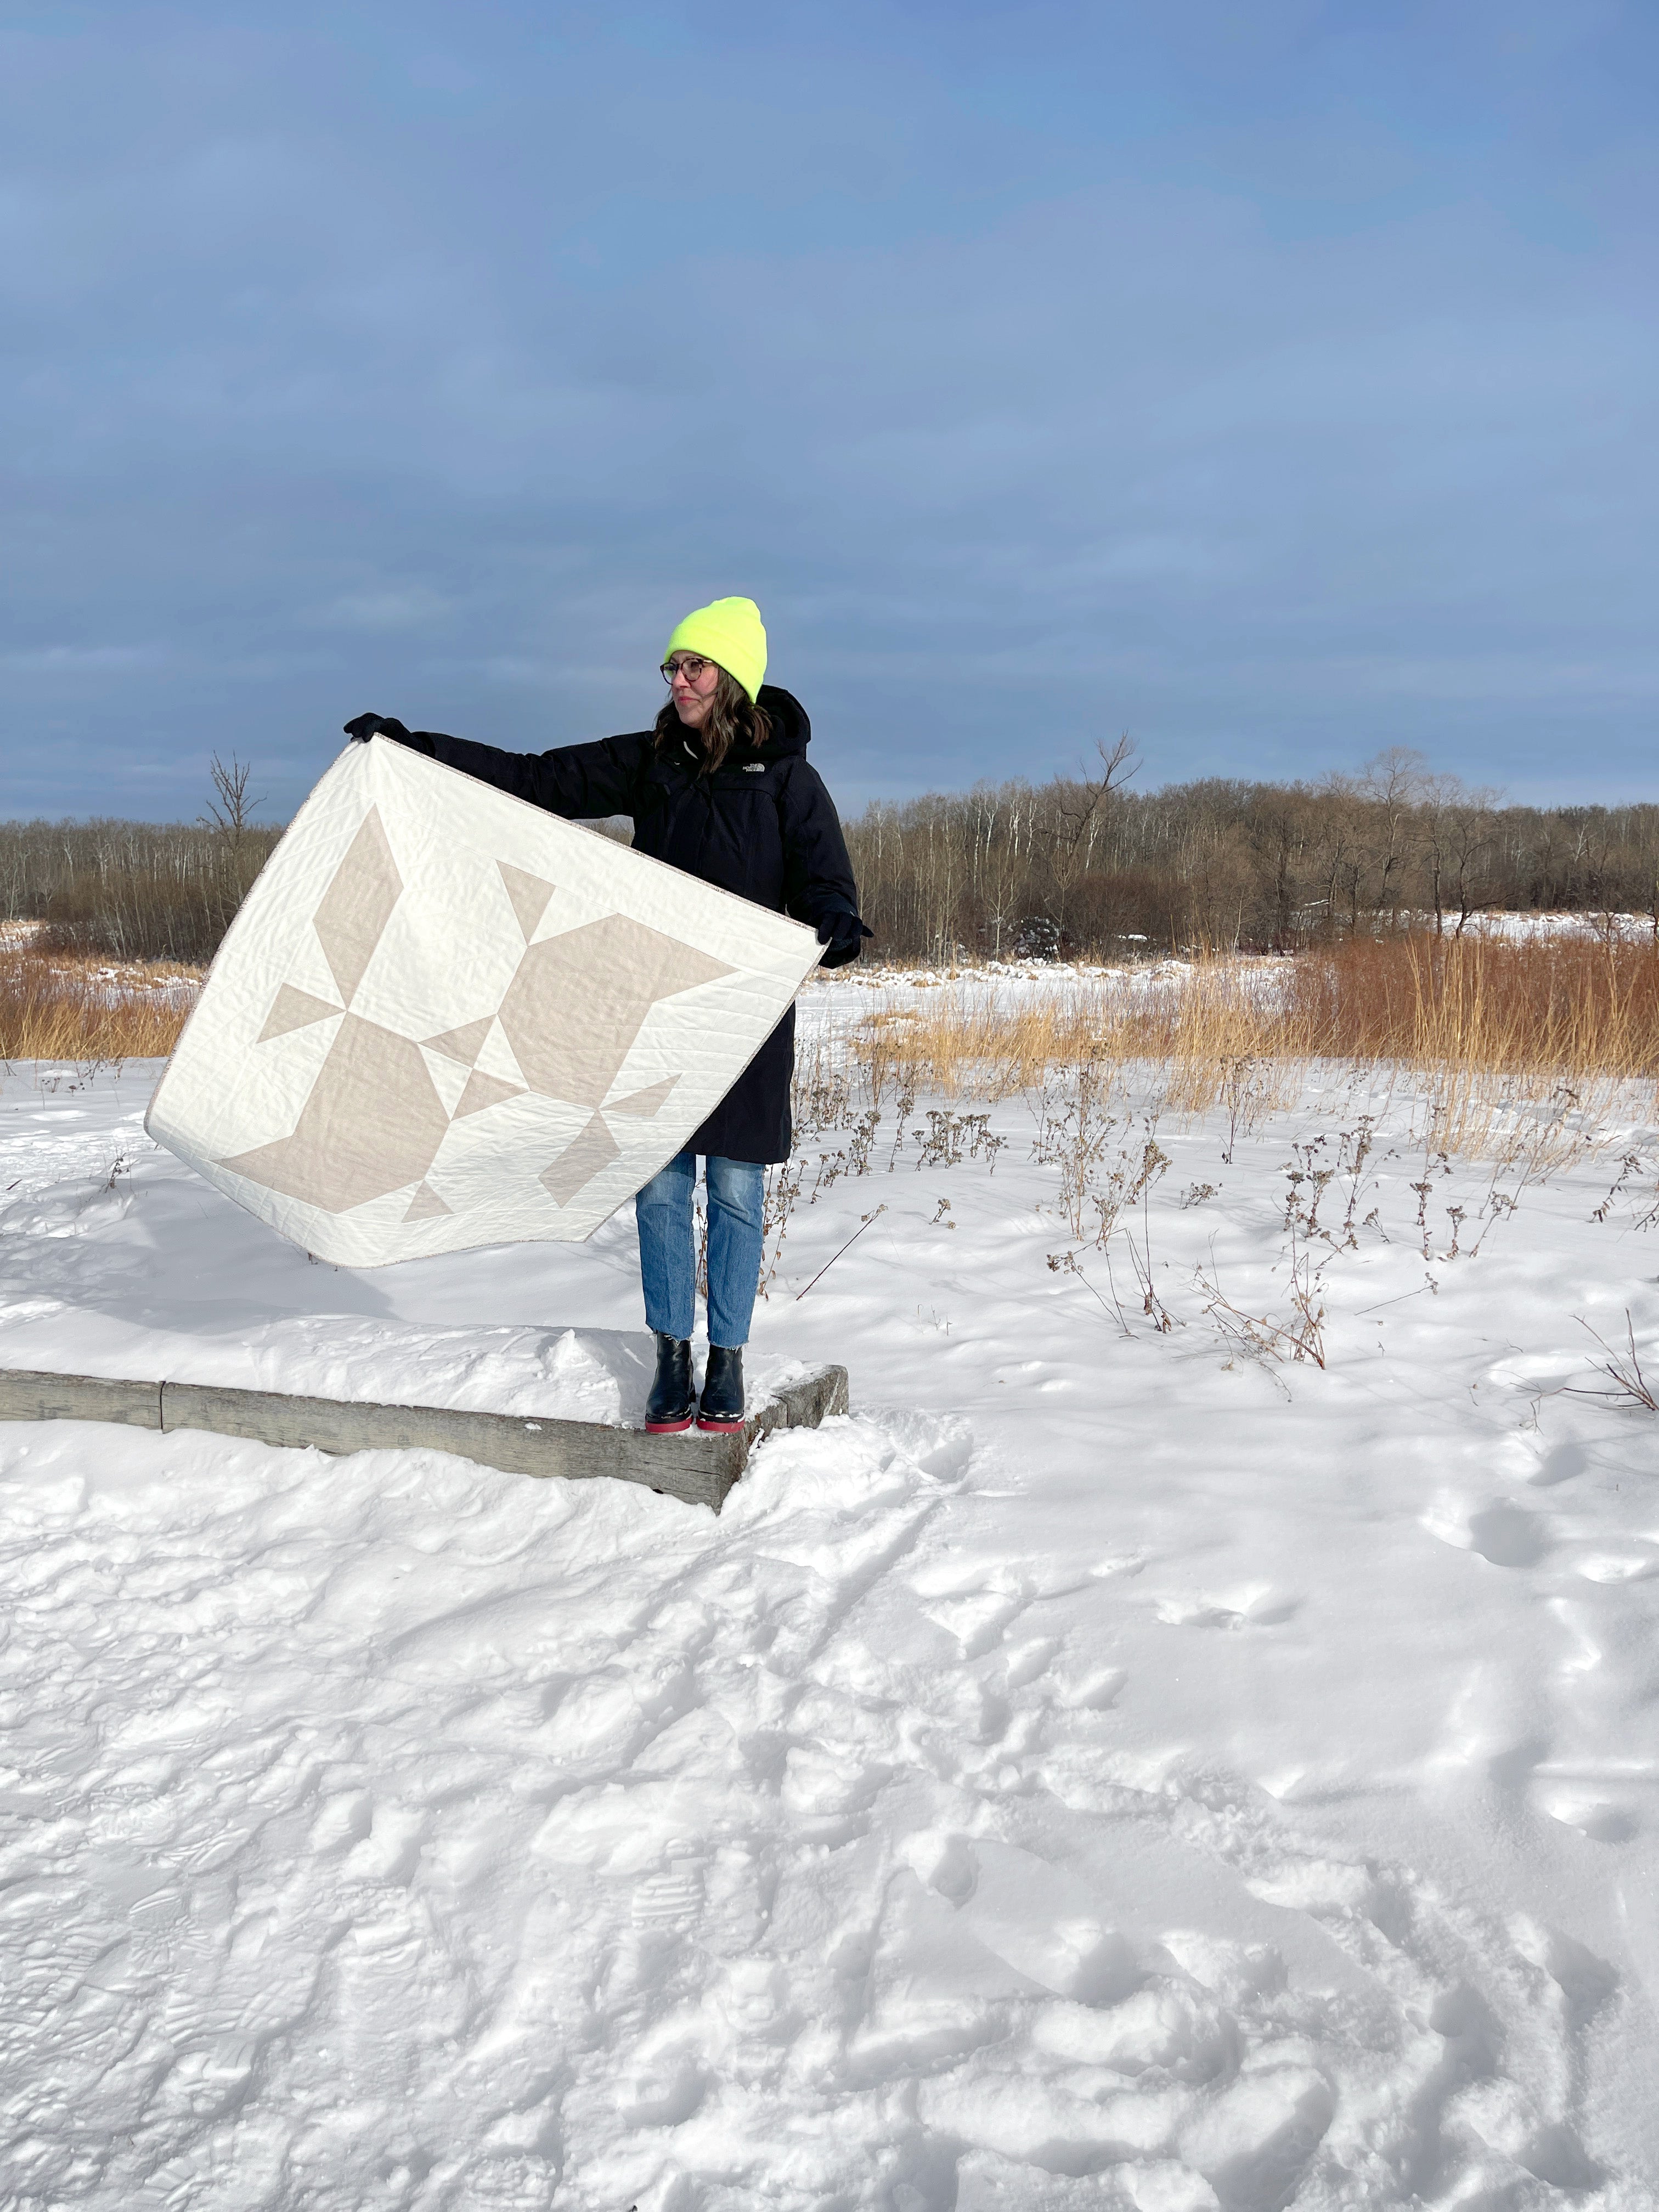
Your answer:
[5,746,1657,967]
[843,747,1659,960]
[0,817,284,963]
[0,753,285,963]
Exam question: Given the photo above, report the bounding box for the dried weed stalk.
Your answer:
[1566,1312,1659,1415]
[832,935,1659,1161]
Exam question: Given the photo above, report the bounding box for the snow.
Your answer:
[1462,913,1654,943]
[3,989,1659,2210]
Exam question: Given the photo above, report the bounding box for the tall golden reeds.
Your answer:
[8,933,1659,1166]
[821,935,1659,1159]
[0,953,197,1064]
[1281,934,1659,1077]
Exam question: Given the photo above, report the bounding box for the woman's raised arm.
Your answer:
[344,713,649,821]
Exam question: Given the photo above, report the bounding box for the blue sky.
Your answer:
[3,1,1655,822]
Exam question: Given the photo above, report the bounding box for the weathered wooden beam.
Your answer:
[158,1379,756,1508]
[0,1363,850,1513]
[0,1367,163,1430]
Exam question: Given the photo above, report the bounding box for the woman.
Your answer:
[345,595,870,1435]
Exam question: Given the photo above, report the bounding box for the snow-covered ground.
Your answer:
[4,989,1659,2210]
[1463,913,1654,944]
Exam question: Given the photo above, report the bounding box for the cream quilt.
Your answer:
[146,738,823,1265]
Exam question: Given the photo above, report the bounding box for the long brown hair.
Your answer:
[655,668,771,774]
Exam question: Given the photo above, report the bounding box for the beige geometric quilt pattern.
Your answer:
[146,739,823,1265]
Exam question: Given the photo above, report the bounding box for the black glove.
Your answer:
[815,911,873,969]
[343,712,411,744]
[343,713,436,756]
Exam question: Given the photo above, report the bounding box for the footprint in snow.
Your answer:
[1002,1636,1060,1689]
[343,1804,425,1885]
[913,1867,1339,2207]
[956,2152,1220,2210]
[309,1788,374,1854]
[997,1637,1125,1713]
[1538,1786,1641,1842]
[1180,2066,1338,2212]
[867,1406,975,1480]
[616,2051,705,2129]
[1422,1495,1550,1568]
[630,1855,705,1930]
[1572,1540,1659,1584]
[782,1740,882,1818]
[1032,1983,1238,2084]
[1527,1437,1590,1487]
[915,1581,1029,1658]
[1054,1665,1128,1710]
[1465,1500,1552,1568]
[1155,1589,1301,1630]
[907,1835,1144,2006]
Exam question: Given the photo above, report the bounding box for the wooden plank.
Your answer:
[0,1367,163,1431]
[763,1364,851,1433]
[1,1360,850,1513]
[158,1381,747,1510]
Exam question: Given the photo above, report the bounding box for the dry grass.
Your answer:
[1283,934,1659,1077]
[823,935,1659,1162]
[9,932,1659,1165]
[0,951,199,1064]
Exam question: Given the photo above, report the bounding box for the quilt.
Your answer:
[146,738,823,1265]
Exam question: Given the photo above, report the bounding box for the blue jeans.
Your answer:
[635,1153,765,1347]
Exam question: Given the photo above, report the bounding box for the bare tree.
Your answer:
[1310,776,1365,935]
[1410,775,1498,938]
[1448,797,1501,936]
[1359,747,1430,927]
[969,785,1037,960]
[1047,733,1139,931]
[1180,820,1253,950]
[200,754,265,858]
[1242,785,1314,949]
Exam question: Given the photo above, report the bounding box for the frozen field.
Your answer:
[3,984,1659,2210]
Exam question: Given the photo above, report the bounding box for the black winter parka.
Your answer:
[405,686,864,1164]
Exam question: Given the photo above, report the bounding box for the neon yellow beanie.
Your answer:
[664,596,768,704]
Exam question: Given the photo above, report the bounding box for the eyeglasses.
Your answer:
[661,654,716,685]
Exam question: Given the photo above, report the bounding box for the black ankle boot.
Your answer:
[697,1344,745,1432]
[645,1332,695,1432]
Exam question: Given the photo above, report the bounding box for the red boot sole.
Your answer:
[696,1415,745,1433]
[645,1417,695,1434]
